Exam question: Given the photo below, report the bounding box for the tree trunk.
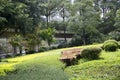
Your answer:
[63,7,67,42]
[82,28,87,45]
[46,15,49,28]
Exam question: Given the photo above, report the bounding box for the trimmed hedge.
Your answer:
[103,40,119,48]
[103,40,119,52]
[81,47,102,60]
[104,43,118,51]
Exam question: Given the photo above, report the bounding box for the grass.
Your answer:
[0,49,69,80]
[65,49,120,80]
[0,44,120,80]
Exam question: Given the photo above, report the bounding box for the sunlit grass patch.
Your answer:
[0,49,69,80]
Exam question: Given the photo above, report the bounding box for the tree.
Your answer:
[0,0,12,35]
[40,0,63,28]
[109,29,120,41]
[68,0,101,45]
[0,0,42,36]
[8,34,24,55]
[97,0,120,34]
[39,28,55,48]
[114,9,120,30]
[58,0,73,42]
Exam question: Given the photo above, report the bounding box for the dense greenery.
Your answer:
[0,0,120,79]
[103,40,119,51]
[81,47,102,60]
[0,0,120,43]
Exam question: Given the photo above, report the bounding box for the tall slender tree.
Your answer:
[68,0,101,44]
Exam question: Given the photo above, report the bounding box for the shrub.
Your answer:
[57,42,70,48]
[103,40,119,51]
[69,35,83,47]
[38,47,47,52]
[6,54,13,58]
[104,43,118,51]
[26,50,36,54]
[60,57,78,66]
[103,40,119,48]
[51,46,57,49]
[81,47,102,60]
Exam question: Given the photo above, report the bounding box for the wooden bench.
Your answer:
[59,48,81,66]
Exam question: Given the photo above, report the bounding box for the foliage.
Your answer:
[5,54,13,58]
[104,43,118,52]
[39,28,55,47]
[25,33,38,51]
[1,43,120,80]
[57,41,70,48]
[26,50,36,54]
[109,30,120,41]
[9,35,24,47]
[103,40,119,51]
[69,35,83,47]
[38,47,48,52]
[68,0,101,45]
[8,34,24,54]
[114,9,120,29]
[40,0,64,28]
[65,50,120,80]
[81,47,102,60]
[50,46,57,50]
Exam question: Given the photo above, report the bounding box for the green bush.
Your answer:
[104,43,118,51]
[50,46,57,50]
[69,35,83,47]
[103,40,119,51]
[38,47,48,52]
[103,40,119,48]
[57,42,70,48]
[6,54,13,58]
[27,50,36,54]
[81,47,102,60]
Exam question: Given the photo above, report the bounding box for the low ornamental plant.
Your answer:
[81,47,102,60]
[38,47,48,52]
[103,40,119,52]
[104,43,118,52]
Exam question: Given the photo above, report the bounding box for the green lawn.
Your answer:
[0,44,120,80]
[65,50,120,80]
